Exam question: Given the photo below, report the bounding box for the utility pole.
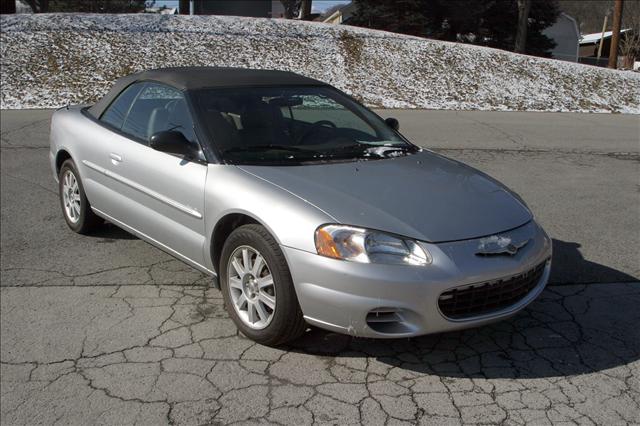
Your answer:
[608,0,624,69]
[514,0,532,53]
[299,0,312,20]
[596,13,608,61]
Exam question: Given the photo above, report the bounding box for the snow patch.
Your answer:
[1,14,638,113]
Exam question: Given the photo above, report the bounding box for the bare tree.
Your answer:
[515,0,532,53]
[557,0,614,34]
[618,0,639,68]
[22,0,48,12]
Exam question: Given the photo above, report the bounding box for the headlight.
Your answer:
[315,224,432,266]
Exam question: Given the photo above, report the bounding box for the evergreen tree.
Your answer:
[279,0,302,19]
[350,0,560,57]
[350,0,433,37]
[43,0,148,13]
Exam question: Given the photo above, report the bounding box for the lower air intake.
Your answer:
[366,308,411,334]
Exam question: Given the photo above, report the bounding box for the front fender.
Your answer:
[203,164,334,272]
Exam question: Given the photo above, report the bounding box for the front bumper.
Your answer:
[282,220,551,338]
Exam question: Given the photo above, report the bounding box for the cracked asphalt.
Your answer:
[1,109,639,425]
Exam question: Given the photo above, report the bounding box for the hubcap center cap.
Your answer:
[242,274,259,299]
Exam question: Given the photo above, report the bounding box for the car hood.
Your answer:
[239,151,532,243]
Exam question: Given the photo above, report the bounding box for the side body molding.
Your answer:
[82,160,203,219]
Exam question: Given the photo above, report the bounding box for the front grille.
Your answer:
[438,261,547,319]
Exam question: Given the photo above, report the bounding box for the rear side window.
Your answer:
[100,83,143,130]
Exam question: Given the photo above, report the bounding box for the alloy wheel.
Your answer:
[62,170,81,224]
[227,245,276,329]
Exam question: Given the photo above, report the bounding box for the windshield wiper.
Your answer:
[324,143,413,159]
[363,145,413,155]
[223,144,313,154]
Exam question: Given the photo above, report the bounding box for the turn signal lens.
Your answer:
[314,225,432,266]
[315,228,342,259]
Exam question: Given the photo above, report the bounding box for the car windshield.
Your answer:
[194,86,417,165]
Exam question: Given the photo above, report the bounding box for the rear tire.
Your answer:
[58,159,102,234]
[220,224,306,346]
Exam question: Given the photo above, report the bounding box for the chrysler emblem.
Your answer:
[476,235,529,256]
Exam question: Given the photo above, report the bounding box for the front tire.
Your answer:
[58,159,102,234]
[220,224,306,346]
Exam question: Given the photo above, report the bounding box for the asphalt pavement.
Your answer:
[1,109,639,425]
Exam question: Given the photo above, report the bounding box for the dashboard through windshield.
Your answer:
[194,86,417,165]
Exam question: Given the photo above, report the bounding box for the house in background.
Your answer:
[322,2,356,25]
[542,12,579,62]
[182,0,285,18]
[579,28,632,67]
[145,5,178,15]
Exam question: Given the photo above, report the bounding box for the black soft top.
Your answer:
[88,67,325,118]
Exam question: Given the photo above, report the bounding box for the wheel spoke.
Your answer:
[257,275,273,289]
[247,302,256,323]
[258,291,275,309]
[231,258,245,277]
[251,254,264,276]
[236,293,247,309]
[242,248,250,271]
[228,276,243,290]
[73,202,81,216]
[255,300,269,322]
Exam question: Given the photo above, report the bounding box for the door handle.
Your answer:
[109,153,123,163]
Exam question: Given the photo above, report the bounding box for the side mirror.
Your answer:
[149,131,198,158]
[385,117,399,131]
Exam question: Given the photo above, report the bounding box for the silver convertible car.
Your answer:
[50,67,551,345]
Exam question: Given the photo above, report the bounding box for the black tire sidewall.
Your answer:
[220,224,304,346]
[58,159,92,233]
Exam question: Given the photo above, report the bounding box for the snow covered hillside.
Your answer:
[1,14,638,112]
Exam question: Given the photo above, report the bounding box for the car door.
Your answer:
[90,82,209,269]
[79,82,144,216]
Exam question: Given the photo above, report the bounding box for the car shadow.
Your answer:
[549,238,638,284]
[86,222,139,240]
[286,238,640,379]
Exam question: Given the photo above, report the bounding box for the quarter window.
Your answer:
[100,83,143,130]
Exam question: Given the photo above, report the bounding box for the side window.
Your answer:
[121,83,198,145]
[100,83,144,130]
